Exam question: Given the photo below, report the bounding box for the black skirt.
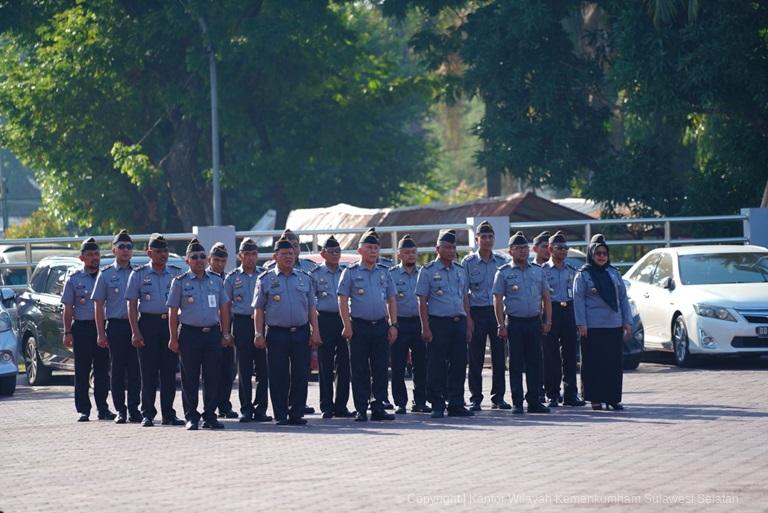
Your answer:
[580,327,623,404]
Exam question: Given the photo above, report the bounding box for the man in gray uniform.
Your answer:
[224,238,272,422]
[462,221,510,411]
[253,236,322,425]
[168,238,232,430]
[92,229,139,424]
[532,231,551,266]
[311,235,353,418]
[338,228,398,422]
[493,231,552,414]
[126,233,184,427]
[389,234,430,415]
[62,237,114,422]
[416,229,474,419]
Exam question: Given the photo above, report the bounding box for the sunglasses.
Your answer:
[188,253,207,260]
[115,243,133,250]
[325,248,341,254]
[594,251,609,257]
[552,244,569,251]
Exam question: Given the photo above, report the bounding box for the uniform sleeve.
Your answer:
[308,276,317,306]
[492,269,504,296]
[223,274,234,299]
[337,268,352,297]
[384,270,396,299]
[460,267,469,295]
[252,277,267,310]
[617,272,633,326]
[218,277,230,305]
[91,271,108,300]
[166,277,182,308]
[415,268,429,297]
[573,272,587,326]
[61,276,75,306]
[125,270,140,300]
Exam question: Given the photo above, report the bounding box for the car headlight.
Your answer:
[693,304,737,322]
[0,311,12,332]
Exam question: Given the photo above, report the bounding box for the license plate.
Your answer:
[757,326,768,338]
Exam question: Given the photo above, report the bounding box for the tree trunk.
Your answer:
[761,178,768,208]
[486,167,501,198]
[160,111,211,231]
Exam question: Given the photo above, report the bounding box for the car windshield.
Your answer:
[679,252,768,285]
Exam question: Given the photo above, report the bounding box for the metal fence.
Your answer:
[0,213,752,291]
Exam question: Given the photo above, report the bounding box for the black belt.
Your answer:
[268,324,308,333]
[181,324,219,333]
[429,315,466,322]
[552,301,572,308]
[318,310,340,316]
[73,319,96,324]
[352,317,386,326]
[107,318,129,322]
[140,312,168,320]
[233,313,253,319]
[506,314,540,321]
[397,316,420,322]
[470,305,494,312]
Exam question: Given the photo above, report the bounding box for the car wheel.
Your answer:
[672,315,695,367]
[24,336,52,386]
[0,374,16,396]
[623,354,641,370]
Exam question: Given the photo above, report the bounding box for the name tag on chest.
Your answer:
[208,294,217,308]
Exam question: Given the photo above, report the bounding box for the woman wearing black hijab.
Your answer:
[573,234,632,410]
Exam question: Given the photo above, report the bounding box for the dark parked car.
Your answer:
[18,254,186,385]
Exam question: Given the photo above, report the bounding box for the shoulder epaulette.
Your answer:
[454,261,464,268]
[100,264,112,272]
[347,262,360,269]
[423,261,435,269]
[310,266,323,274]
[133,263,146,272]
[498,262,512,271]
[168,264,181,270]
[257,269,270,279]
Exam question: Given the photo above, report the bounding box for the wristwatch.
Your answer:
[254,331,263,338]
[389,323,398,329]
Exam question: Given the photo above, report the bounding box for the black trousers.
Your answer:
[317,311,351,414]
[507,315,543,406]
[233,314,269,415]
[179,325,222,423]
[217,345,236,413]
[467,306,506,404]
[137,314,178,420]
[391,316,427,408]
[581,327,623,404]
[350,318,389,414]
[107,318,139,414]
[543,302,579,400]
[72,320,110,415]
[267,324,310,421]
[427,316,467,412]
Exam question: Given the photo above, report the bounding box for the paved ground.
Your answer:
[1,355,767,513]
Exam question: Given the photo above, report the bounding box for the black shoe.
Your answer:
[141,417,154,427]
[607,403,625,411]
[128,410,142,423]
[563,397,587,407]
[218,409,239,419]
[491,401,512,410]
[430,410,445,419]
[185,420,198,431]
[538,395,546,405]
[114,413,127,424]
[275,418,290,426]
[370,410,395,421]
[288,417,308,425]
[97,410,117,421]
[322,411,334,419]
[333,409,356,418]
[161,417,185,426]
[382,400,394,410]
[512,405,524,414]
[411,404,433,413]
[239,413,253,423]
[528,403,551,414]
[447,407,474,417]
[548,398,560,408]
[394,406,407,415]
[202,419,225,429]
[469,401,482,411]
[252,412,274,422]
[303,405,316,415]
[77,413,89,422]
[354,412,368,422]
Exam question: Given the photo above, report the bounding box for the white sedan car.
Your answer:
[624,245,768,366]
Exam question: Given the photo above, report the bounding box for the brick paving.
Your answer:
[1,357,767,513]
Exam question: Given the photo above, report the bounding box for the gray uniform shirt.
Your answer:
[61,268,98,321]
[311,264,343,313]
[542,260,577,303]
[91,261,132,319]
[390,264,420,318]
[573,267,633,328]
[462,251,506,307]
[253,268,316,327]
[167,271,230,327]
[492,262,547,318]
[337,262,396,321]
[126,264,183,314]
[415,259,468,318]
[224,266,262,317]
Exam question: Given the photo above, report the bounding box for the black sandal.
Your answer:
[607,403,624,411]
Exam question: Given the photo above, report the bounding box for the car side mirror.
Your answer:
[660,277,675,290]
[1,287,15,302]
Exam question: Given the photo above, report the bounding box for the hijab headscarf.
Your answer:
[582,234,618,312]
